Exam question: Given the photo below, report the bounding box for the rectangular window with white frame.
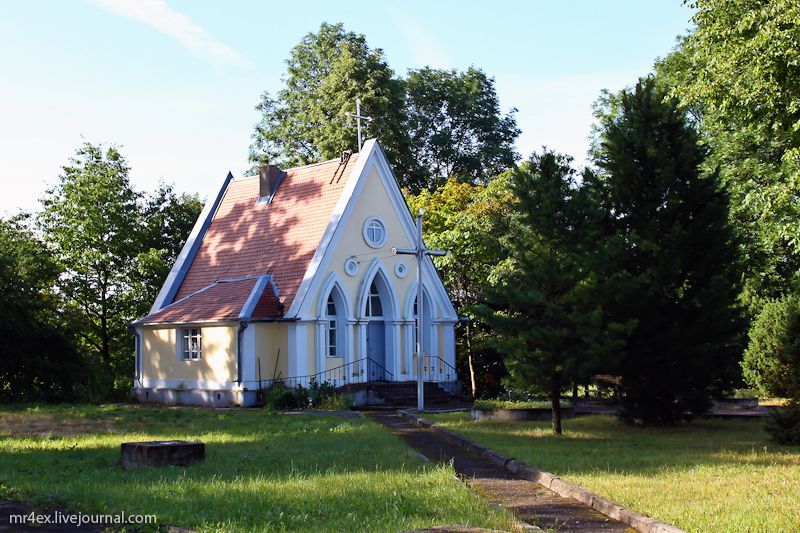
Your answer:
[327,319,337,357]
[181,328,202,360]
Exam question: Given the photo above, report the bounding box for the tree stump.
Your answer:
[120,440,205,468]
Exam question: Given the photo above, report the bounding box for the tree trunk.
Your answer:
[466,322,477,397]
[572,381,578,401]
[551,373,562,435]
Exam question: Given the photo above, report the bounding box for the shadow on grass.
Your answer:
[0,406,513,532]
[430,413,800,476]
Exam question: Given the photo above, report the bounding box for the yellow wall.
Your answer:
[142,325,237,384]
[325,356,344,371]
[312,166,441,320]
[254,323,289,381]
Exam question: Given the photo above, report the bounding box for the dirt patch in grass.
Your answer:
[0,413,121,437]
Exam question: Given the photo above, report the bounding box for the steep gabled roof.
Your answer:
[143,154,358,324]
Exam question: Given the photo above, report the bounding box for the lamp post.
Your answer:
[392,208,446,412]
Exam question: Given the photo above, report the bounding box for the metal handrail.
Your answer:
[260,357,394,390]
[251,355,459,395]
[419,355,460,395]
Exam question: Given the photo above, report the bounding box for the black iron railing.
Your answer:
[248,355,460,396]
[418,355,460,395]
[259,357,393,390]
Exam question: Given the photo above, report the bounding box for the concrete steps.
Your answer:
[341,381,462,407]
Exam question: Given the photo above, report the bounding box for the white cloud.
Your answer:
[90,0,250,68]
[385,5,449,69]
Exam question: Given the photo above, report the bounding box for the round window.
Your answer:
[344,258,359,277]
[363,217,386,248]
[395,262,408,279]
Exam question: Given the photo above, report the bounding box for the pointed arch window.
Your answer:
[365,280,383,317]
[326,294,338,357]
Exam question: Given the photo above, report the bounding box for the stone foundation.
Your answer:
[131,387,261,407]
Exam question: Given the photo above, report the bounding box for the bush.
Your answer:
[264,385,307,410]
[742,294,800,398]
[474,398,571,410]
[264,381,351,411]
[765,400,800,445]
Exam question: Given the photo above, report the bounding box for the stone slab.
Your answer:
[121,440,205,469]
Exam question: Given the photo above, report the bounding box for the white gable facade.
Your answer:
[132,140,458,406]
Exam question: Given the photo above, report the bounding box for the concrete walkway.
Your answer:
[367,411,633,533]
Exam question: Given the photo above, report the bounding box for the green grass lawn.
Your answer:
[0,405,514,532]
[425,412,800,533]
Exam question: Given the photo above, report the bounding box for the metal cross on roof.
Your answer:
[345,97,372,152]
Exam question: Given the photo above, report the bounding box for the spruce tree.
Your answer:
[484,151,619,434]
[595,78,743,424]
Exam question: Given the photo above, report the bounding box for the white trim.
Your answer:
[286,142,374,318]
[290,139,457,322]
[176,326,203,361]
[316,272,353,320]
[404,281,435,319]
[443,323,456,369]
[356,259,399,320]
[395,262,408,278]
[344,258,359,277]
[362,216,387,248]
[315,319,326,376]
[239,274,272,320]
[356,321,367,379]
[288,322,309,377]
[239,325,257,382]
[140,320,239,328]
[345,320,354,369]
[391,322,402,377]
[150,172,234,314]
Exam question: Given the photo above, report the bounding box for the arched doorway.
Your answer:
[361,268,396,381]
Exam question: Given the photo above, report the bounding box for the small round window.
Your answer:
[363,217,386,248]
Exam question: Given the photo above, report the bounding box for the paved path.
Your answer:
[367,411,633,533]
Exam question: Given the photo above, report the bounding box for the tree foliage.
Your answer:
[662,1,800,309]
[249,23,410,174]
[406,176,511,397]
[250,23,519,192]
[0,216,86,402]
[36,143,203,400]
[742,294,800,399]
[404,67,519,189]
[482,151,619,434]
[594,78,743,424]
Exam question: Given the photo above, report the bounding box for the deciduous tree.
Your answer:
[0,216,86,401]
[404,67,519,190]
[38,143,142,398]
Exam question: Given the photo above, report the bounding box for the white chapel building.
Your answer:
[132,139,458,406]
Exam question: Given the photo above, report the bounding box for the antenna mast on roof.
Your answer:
[345,97,372,152]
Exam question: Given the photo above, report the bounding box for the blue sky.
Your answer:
[0,1,694,214]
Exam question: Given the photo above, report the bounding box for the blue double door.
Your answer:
[366,320,389,381]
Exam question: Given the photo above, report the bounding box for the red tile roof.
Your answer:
[136,275,283,325]
[164,155,357,322]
